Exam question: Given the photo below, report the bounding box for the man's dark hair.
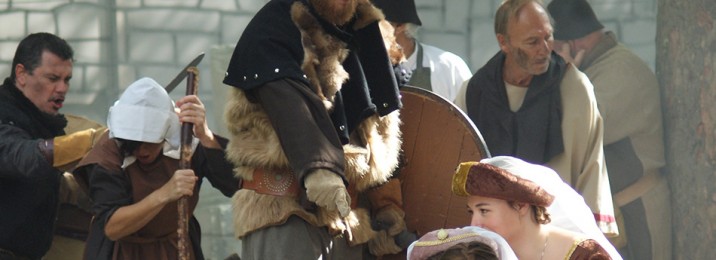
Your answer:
[10,32,74,81]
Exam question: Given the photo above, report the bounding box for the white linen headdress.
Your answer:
[406,226,518,260]
[107,77,184,168]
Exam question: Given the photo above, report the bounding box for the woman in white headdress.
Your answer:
[452,156,621,260]
[406,226,518,260]
[75,77,239,260]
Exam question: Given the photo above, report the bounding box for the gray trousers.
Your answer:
[242,216,363,260]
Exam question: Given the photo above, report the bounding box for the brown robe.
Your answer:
[75,131,238,260]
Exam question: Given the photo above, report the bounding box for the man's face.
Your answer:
[499,2,554,76]
[15,50,73,115]
[312,0,358,26]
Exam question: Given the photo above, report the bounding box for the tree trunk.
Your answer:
[656,0,716,259]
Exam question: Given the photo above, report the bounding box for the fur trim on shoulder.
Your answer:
[291,2,350,111]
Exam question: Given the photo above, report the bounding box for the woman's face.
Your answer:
[132,142,164,165]
[467,195,523,240]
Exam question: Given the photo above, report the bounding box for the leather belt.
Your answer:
[242,168,300,197]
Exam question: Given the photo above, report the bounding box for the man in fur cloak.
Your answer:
[222,0,407,258]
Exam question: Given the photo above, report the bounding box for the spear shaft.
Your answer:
[177,67,198,260]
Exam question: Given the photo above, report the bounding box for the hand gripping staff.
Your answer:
[177,66,198,260]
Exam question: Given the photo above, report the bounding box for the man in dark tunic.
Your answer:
[0,32,101,260]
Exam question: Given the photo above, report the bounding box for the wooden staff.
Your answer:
[178,67,199,260]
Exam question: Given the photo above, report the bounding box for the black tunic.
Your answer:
[0,78,68,259]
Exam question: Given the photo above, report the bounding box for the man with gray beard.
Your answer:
[222,0,407,259]
[454,0,618,238]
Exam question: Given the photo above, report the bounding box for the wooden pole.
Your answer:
[177,67,198,260]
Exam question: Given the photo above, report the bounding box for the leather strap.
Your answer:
[242,168,300,197]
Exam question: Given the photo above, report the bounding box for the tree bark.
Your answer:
[656,0,716,258]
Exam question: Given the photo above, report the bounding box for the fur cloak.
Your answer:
[224,0,403,246]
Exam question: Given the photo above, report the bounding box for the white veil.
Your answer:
[406,226,518,260]
[481,156,622,260]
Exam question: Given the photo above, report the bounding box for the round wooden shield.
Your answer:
[397,86,491,237]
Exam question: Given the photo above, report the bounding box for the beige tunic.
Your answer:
[455,64,618,236]
[580,32,671,260]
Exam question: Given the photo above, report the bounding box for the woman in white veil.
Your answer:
[453,156,622,260]
[406,226,518,260]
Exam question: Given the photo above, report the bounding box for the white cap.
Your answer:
[108,77,180,149]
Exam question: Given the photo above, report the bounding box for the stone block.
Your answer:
[69,40,105,64]
[422,32,470,63]
[471,0,498,19]
[128,32,174,63]
[0,64,9,78]
[418,8,442,31]
[590,1,631,21]
[634,0,657,18]
[0,12,26,39]
[127,9,219,32]
[57,4,107,39]
[118,64,137,90]
[0,42,18,61]
[176,33,218,64]
[444,0,471,32]
[220,15,253,45]
[137,65,183,92]
[84,65,112,91]
[415,0,440,9]
[144,0,198,7]
[27,14,57,36]
[9,1,66,10]
[116,0,141,8]
[238,0,268,12]
[469,22,500,69]
[622,19,656,45]
[201,0,238,11]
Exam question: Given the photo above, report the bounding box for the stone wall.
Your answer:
[0,0,658,258]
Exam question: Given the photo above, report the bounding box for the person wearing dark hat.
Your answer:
[548,0,672,259]
[372,0,472,102]
[453,156,622,260]
[453,0,618,238]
